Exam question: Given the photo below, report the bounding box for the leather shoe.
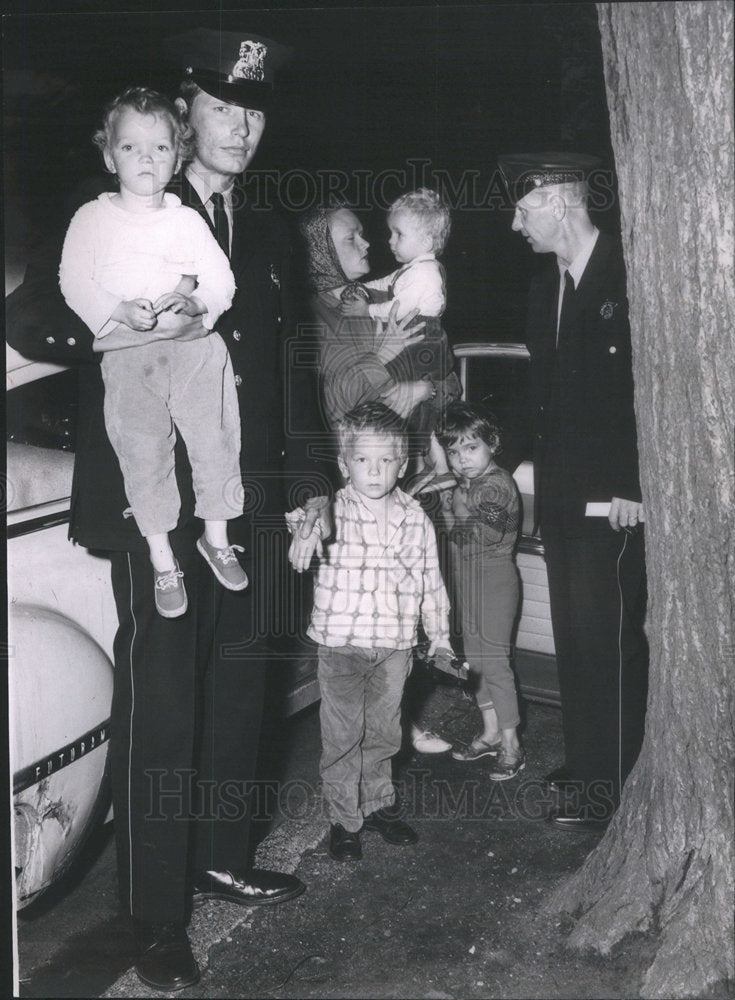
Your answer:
[549,805,611,833]
[193,868,305,906]
[362,807,418,845]
[328,823,362,862]
[543,766,578,792]
[133,919,200,992]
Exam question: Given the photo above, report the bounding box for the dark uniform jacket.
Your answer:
[503,231,641,528]
[5,174,294,552]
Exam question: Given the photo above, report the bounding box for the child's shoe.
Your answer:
[154,561,188,618]
[451,736,502,761]
[197,537,249,591]
[412,729,452,754]
[328,823,362,862]
[487,747,526,781]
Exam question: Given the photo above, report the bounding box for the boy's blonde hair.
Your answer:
[389,188,451,255]
[93,85,192,164]
[337,402,408,460]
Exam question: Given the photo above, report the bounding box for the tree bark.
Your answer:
[547,4,735,998]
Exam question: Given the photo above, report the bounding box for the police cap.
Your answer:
[164,28,293,111]
[498,152,602,205]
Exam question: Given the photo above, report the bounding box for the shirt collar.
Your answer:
[185,165,234,208]
[342,483,415,515]
[559,227,599,288]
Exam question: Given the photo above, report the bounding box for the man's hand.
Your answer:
[285,495,332,572]
[111,298,157,331]
[609,497,645,532]
[153,292,205,317]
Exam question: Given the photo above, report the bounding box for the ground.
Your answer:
[15,677,735,999]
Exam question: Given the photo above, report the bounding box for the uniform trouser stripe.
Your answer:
[125,552,137,914]
[615,531,628,799]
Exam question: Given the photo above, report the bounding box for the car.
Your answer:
[6,338,558,908]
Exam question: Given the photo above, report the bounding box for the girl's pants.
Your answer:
[453,549,520,729]
[102,333,242,537]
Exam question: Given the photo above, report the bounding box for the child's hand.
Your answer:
[340,299,369,317]
[113,298,157,331]
[153,292,204,317]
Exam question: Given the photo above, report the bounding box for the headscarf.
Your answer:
[299,204,371,302]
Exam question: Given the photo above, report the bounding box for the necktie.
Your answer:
[210,192,230,257]
[556,269,575,349]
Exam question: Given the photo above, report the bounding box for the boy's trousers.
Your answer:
[317,644,412,832]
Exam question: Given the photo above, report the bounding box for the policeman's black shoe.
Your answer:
[543,765,577,792]
[328,823,363,862]
[362,807,419,845]
[192,868,305,906]
[133,919,200,992]
[548,805,611,833]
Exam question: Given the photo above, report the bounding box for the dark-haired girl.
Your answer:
[438,402,525,780]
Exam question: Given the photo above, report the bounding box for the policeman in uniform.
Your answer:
[7,28,305,992]
[498,153,649,832]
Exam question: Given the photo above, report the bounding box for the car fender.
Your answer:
[10,604,113,909]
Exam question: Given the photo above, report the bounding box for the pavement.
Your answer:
[16,673,636,1000]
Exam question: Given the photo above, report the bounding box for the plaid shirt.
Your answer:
[308,485,451,650]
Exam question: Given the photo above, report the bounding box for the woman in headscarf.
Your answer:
[301,204,457,448]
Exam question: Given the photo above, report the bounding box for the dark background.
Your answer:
[3,0,617,344]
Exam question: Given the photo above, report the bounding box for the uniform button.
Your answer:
[232,329,242,341]
[277,315,282,324]
[46,336,56,344]
[66,337,76,346]
[609,345,617,354]
[234,374,242,387]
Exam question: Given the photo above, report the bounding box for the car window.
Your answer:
[463,354,532,463]
[6,369,78,452]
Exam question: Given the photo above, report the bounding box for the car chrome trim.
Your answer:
[13,720,111,794]
[8,503,71,539]
[453,342,529,358]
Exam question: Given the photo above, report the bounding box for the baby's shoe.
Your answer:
[154,561,188,618]
[197,536,249,591]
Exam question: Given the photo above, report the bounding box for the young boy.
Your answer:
[59,86,248,618]
[306,402,453,861]
[340,189,460,490]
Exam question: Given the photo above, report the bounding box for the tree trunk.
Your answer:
[547,3,735,998]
